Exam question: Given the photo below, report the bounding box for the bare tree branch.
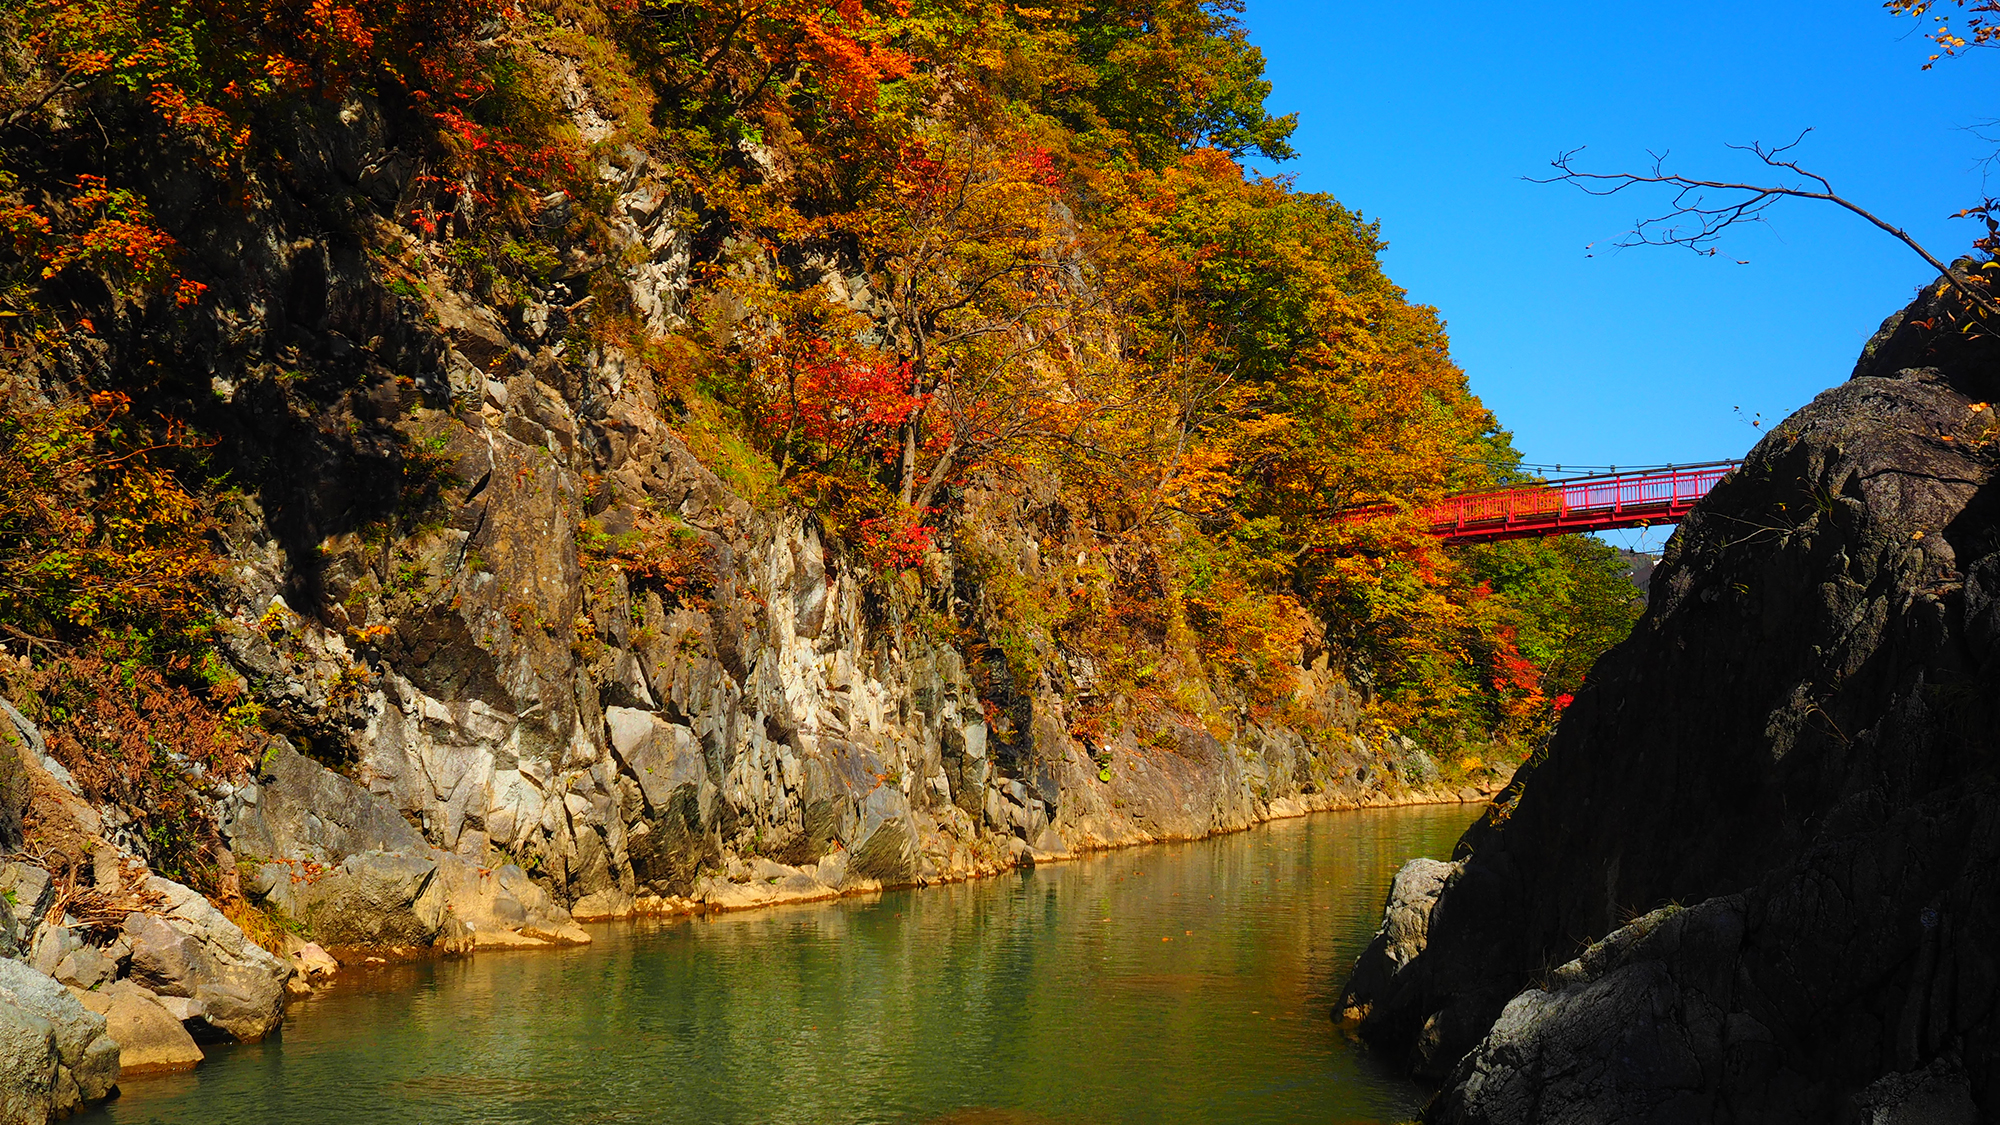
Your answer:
[1531,130,2000,321]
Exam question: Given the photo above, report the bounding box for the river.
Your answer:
[83,804,1473,1125]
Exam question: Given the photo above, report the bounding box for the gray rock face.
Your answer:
[266,851,447,949]
[225,736,586,951]
[224,742,428,864]
[0,958,119,1123]
[1343,288,2000,1118]
[605,707,709,817]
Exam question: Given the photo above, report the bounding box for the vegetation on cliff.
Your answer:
[0,0,1642,875]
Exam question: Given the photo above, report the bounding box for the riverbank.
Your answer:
[84,804,1481,1125]
[567,775,1504,922]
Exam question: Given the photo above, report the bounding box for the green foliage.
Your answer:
[1060,0,1298,165]
[0,389,220,658]
[578,512,715,608]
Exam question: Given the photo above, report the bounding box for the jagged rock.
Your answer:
[224,741,428,864]
[604,707,706,812]
[0,958,119,1122]
[845,786,917,886]
[428,853,585,943]
[1336,857,1457,1026]
[269,850,447,949]
[1428,898,1749,1124]
[1344,287,2000,1118]
[72,980,204,1076]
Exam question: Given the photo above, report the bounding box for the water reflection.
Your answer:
[85,804,1472,1125]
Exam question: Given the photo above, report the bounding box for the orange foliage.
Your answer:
[0,390,220,648]
[1888,0,2000,64]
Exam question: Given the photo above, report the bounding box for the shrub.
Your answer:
[18,654,252,892]
[0,388,220,657]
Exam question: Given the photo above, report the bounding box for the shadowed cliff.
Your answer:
[1339,280,2000,1123]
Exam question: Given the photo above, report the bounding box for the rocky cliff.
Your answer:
[159,99,1484,927]
[0,68,1505,1119]
[1338,282,2000,1122]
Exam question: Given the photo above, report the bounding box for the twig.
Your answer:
[1533,130,2000,321]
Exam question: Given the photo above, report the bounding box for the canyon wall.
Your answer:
[1340,284,2000,1123]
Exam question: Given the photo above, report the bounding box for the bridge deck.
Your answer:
[1347,462,1741,545]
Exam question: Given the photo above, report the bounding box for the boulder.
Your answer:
[493,865,588,943]
[27,927,77,980]
[279,934,339,980]
[123,911,288,1044]
[122,876,290,1043]
[1336,857,1457,1026]
[0,958,119,1122]
[52,942,118,991]
[73,981,203,1076]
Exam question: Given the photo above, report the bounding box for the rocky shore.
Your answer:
[3,671,1495,1121]
[1339,284,2000,1123]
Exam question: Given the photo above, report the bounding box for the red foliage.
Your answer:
[10,175,209,306]
[1487,624,1548,723]
[410,107,583,229]
[794,0,913,121]
[1018,146,1065,189]
[772,340,924,466]
[859,513,936,570]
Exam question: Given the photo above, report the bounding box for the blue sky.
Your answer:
[1239,2,1993,548]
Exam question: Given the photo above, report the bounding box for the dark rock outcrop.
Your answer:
[1341,285,2000,1121]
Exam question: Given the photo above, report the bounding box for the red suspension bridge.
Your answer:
[1347,461,1742,545]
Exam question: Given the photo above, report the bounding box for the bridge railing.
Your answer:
[1424,461,1740,532]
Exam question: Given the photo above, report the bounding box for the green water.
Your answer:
[85,804,1472,1125]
